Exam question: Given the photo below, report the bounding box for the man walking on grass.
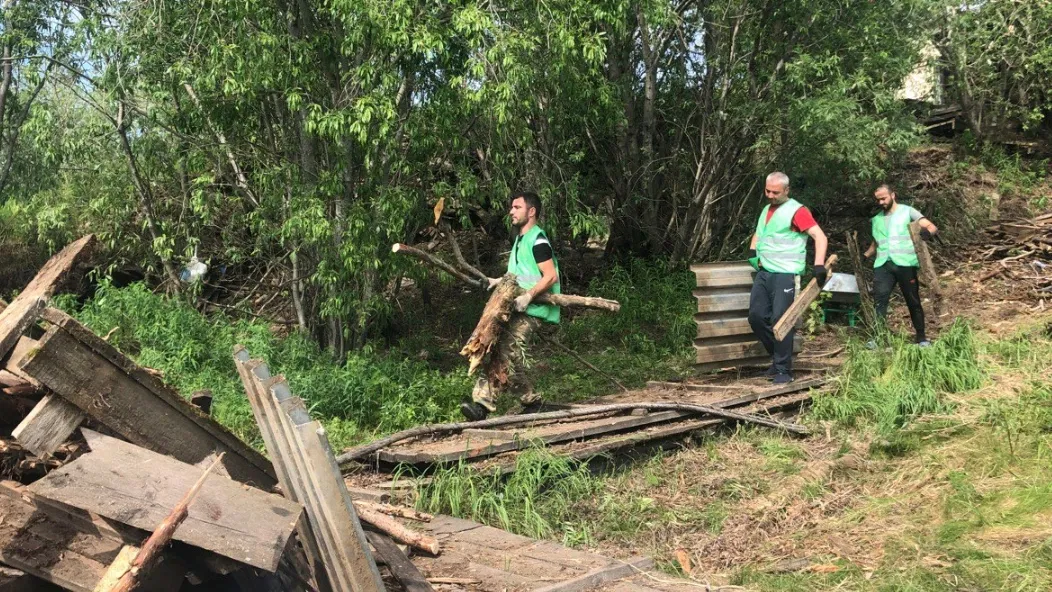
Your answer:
[863,184,938,347]
[460,191,561,421]
[747,172,828,384]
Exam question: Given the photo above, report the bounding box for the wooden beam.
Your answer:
[21,309,275,488]
[694,315,752,339]
[908,221,943,319]
[27,430,301,572]
[12,394,85,458]
[0,235,96,362]
[693,290,751,314]
[773,254,839,341]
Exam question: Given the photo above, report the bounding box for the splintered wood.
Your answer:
[972,212,1052,297]
[460,275,519,377]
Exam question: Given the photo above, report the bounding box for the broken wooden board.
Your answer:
[0,488,182,592]
[235,347,384,592]
[376,379,825,467]
[27,429,301,572]
[19,308,275,487]
[0,235,95,362]
[773,254,839,341]
[12,394,85,458]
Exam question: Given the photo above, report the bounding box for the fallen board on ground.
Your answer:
[27,430,301,572]
[18,308,275,487]
[374,379,825,466]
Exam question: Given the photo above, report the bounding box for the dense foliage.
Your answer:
[2,0,1049,354]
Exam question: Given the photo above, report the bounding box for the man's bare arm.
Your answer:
[749,233,758,249]
[527,258,559,300]
[807,225,827,265]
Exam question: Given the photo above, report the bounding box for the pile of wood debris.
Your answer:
[0,236,439,592]
[973,211,1052,297]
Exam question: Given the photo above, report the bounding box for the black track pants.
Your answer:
[873,262,926,342]
[748,270,796,374]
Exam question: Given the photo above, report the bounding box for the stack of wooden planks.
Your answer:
[1,236,436,592]
[691,262,801,369]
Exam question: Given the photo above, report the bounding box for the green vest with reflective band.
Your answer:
[872,205,919,268]
[754,199,808,274]
[509,225,561,324]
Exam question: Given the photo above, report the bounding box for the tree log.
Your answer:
[355,500,432,523]
[391,243,620,311]
[100,454,223,592]
[845,232,876,328]
[459,275,518,376]
[908,221,943,320]
[338,400,809,466]
[773,254,838,341]
[355,504,440,555]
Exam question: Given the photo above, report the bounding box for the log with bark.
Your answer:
[355,503,441,555]
[845,231,876,328]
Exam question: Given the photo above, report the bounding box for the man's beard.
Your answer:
[882,201,894,211]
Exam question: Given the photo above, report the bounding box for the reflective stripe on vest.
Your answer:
[872,205,919,268]
[754,198,807,275]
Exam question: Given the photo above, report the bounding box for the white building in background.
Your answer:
[896,42,945,105]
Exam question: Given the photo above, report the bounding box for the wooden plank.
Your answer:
[693,291,751,313]
[377,410,693,465]
[694,339,802,364]
[772,254,839,341]
[366,532,435,592]
[695,316,752,339]
[12,394,85,458]
[532,557,655,592]
[0,235,96,363]
[689,261,753,273]
[3,336,41,385]
[237,350,384,592]
[846,231,877,328]
[235,354,334,592]
[20,319,274,488]
[27,429,301,572]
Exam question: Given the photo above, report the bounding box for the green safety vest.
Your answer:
[509,225,561,324]
[754,199,808,274]
[871,205,919,268]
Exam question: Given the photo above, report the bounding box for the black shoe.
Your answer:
[764,365,778,381]
[772,373,794,385]
[460,402,489,422]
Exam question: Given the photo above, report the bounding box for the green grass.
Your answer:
[809,319,984,435]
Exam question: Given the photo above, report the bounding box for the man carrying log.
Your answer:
[460,191,561,421]
[863,183,938,347]
[747,172,828,384]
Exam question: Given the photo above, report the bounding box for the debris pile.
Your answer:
[974,211,1052,296]
[0,236,438,591]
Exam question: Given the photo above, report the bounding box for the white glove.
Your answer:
[513,293,532,312]
[487,277,501,290]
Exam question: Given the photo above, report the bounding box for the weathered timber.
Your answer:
[460,275,518,377]
[0,235,96,362]
[772,254,839,341]
[692,290,752,313]
[21,309,275,487]
[356,504,440,554]
[366,532,435,592]
[694,336,802,364]
[532,557,655,592]
[690,262,755,288]
[342,394,810,466]
[908,221,943,318]
[12,394,85,458]
[846,231,877,328]
[100,455,222,592]
[2,336,40,385]
[235,348,384,592]
[28,430,301,572]
[694,315,753,339]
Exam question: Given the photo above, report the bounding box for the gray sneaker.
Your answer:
[917,340,932,348]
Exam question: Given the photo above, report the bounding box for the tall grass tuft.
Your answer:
[810,319,984,433]
[413,447,600,542]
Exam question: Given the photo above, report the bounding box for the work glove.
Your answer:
[813,264,828,288]
[747,249,760,271]
[513,293,533,312]
[920,228,934,241]
[487,277,501,290]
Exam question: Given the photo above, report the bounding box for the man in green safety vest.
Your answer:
[863,184,939,346]
[460,191,561,421]
[747,172,828,384]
